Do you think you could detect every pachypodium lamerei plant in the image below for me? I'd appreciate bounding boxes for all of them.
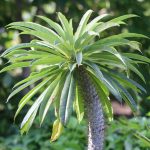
[1,10,149,150]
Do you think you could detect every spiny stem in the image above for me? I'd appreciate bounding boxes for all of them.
[78,66,105,150]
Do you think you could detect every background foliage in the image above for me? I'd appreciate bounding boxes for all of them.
[0,0,150,149]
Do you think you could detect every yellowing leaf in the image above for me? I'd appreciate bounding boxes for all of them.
[50,119,63,142]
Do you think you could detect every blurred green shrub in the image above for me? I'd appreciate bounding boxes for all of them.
[0,116,149,150]
[105,117,150,150]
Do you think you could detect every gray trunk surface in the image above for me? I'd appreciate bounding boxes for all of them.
[78,66,105,150]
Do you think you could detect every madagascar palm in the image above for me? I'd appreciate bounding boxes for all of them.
[1,10,149,150]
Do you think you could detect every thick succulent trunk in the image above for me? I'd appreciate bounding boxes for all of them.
[78,66,105,150]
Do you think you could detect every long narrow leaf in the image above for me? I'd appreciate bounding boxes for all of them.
[64,75,75,125]
[75,10,93,39]
[59,72,72,125]
[14,77,52,120]
[74,81,84,123]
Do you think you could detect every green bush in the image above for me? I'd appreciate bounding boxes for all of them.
[0,116,149,150]
[105,117,150,150]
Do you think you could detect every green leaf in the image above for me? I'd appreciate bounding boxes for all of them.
[86,67,109,96]
[50,119,63,142]
[31,56,64,66]
[125,60,145,82]
[7,22,61,44]
[109,32,149,39]
[84,38,130,53]
[8,68,58,102]
[19,32,70,57]
[63,75,75,125]
[109,14,138,23]
[57,12,74,45]
[59,72,72,125]
[21,106,38,134]
[128,41,141,51]
[85,62,122,102]
[134,133,150,147]
[93,47,126,66]
[69,63,76,72]
[1,43,52,57]
[31,40,61,53]
[0,62,30,73]
[86,13,109,31]
[85,53,126,70]
[123,53,150,63]
[75,30,99,50]
[74,81,84,123]
[95,22,120,33]
[4,49,28,58]
[7,25,31,32]
[105,75,137,112]
[14,77,52,120]
[7,74,50,102]
[109,71,146,93]
[75,10,93,39]
[20,78,59,128]
[53,71,67,118]
[9,52,49,62]
[13,67,56,88]
[86,32,146,53]
[40,76,60,125]
[95,37,129,47]
[37,15,65,39]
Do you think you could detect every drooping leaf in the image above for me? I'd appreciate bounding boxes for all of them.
[13,66,58,88]
[53,72,67,118]
[108,70,146,93]
[14,77,52,120]
[105,74,137,112]
[85,62,122,102]
[63,75,75,125]
[40,76,60,125]
[20,77,59,128]
[7,76,51,102]
[125,60,145,82]
[59,72,72,125]
[74,81,84,123]
[20,107,38,135]
[50,119,63,142]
